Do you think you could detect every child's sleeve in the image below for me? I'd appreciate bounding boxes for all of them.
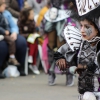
[97,41,100,67]
[54,43,69,61]
[54,43,78,67]
[4,17,9,31]
[0,27,6,35]
[17,19,29,38]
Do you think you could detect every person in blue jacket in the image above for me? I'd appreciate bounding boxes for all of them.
[0,0,27,78]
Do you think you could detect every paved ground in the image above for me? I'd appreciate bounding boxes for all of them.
[0,72,78,100]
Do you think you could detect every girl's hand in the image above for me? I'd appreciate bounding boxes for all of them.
[56,59,67,71]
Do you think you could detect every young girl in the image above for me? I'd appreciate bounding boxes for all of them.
[18,7,40,75]
[55,6,100,100]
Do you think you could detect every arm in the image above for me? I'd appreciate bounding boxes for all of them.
[0,15,9,35]
[18,26,29,38]
[54,43,68,61]
[3,10,19,40]
[17,19,29,38]
[97,41,100,67]
[0,27,6,35]
[3,10,19,34]
[6,0,20,18]
[54,43,69,70]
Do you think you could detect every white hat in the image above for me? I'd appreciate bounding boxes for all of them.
[83,92,96,100]
[44,7,71,22]
[63,25,82,51]
[75,0,100,16]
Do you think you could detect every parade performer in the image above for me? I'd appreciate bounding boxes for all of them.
[44,0,78,85]
[55,0,100,99]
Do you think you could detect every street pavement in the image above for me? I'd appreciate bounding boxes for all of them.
[0,72,78,100]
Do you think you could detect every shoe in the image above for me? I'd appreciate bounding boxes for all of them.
[0,74,6,79]
[20,71,26,76]
[28,56,33,63]
[48,73,56,86]
[66,74,75,86]
[8,58,20,66]
[29,65,40,75]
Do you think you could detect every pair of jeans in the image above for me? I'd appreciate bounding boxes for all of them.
[0,34,27,69]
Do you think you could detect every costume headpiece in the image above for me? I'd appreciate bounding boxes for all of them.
[76,0,100,16]
[44,0,77,22]
[75,0,100,31]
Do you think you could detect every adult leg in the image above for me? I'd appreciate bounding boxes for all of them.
[47,32,56,85]
[0,40,8,78]
[15,35,27,76]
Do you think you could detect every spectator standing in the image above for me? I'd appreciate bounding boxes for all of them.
[6,0,26,18]
[27,0,48,16]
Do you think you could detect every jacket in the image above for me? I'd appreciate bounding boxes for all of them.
[3,10,19,34]
[6,0,25,18]
[18,19,36,38]
[0,12,9,35]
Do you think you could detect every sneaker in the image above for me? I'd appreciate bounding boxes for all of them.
[8,58,20,66]
[66,74,75,86]
[28,56,33,63]
[48,73,56,86]
[29,65,40,75]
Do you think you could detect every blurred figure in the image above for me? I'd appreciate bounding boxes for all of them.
[27,0,48,16]
[0,0,27,78]
[0,0,20,66]
[18,7,40,75]
[44,0,78,86]
[6,0,26,18]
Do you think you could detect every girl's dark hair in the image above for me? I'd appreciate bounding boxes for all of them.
[20,7,33,23]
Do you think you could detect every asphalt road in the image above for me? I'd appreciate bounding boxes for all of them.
[0,73,78,100]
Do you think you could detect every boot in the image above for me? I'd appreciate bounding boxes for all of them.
[66,73,74,86]
[48,71,56,86]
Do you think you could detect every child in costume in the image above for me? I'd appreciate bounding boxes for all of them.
[18,7,40,75]
[55,0,100,99]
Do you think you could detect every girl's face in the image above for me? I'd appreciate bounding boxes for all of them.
[80,20,98,40]
[28,10,34,20]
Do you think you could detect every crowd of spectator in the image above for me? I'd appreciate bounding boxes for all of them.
[0,0,75,88]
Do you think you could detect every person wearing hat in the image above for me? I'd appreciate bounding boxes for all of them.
[43,0,78,86]
[56,0,100,99]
